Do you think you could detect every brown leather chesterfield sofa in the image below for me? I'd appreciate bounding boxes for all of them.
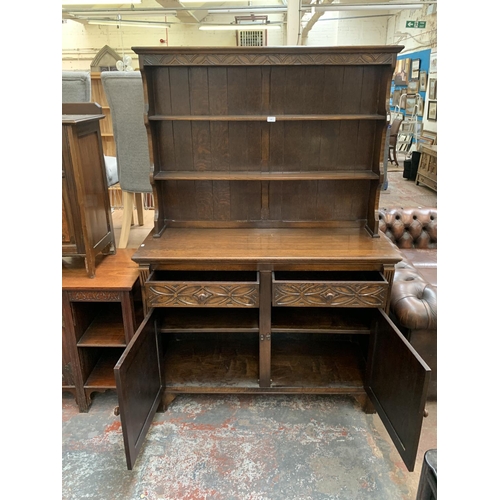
[378,207,437,400]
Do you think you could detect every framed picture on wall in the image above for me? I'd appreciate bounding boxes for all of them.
[428,78,437,99]
[417,97,425,117]
[421,129,437,144]
[411,59,420,79]
[392,89,402,107]
[429,51,437,74]
[427,101,437,121]
[419,71,427,91]
[407,80,419,94]
[394,58,411,85]
[406,96,417,114]
[415,121,423,137]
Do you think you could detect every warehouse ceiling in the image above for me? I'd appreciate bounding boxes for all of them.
[62,0,437,35]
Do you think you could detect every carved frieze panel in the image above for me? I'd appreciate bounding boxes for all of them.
[146,283,259,308]
[68,291,121,302]
[141,52,396,67]
[273,282,387,308]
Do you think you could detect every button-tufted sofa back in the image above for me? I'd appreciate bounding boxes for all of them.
[378,207,437,249]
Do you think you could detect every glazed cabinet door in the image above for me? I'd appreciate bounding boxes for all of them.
[115,309,162,470]
[365,309,431,472]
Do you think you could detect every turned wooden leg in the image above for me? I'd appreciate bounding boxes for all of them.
[119,191,134,249]
[135,193,144,226]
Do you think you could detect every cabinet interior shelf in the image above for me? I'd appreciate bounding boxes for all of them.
[156,308,372,335]
[154,170,380,181]
[149,114,387,122]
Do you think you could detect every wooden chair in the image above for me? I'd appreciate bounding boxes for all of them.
[101,71,153,248]
[388,117,403,166]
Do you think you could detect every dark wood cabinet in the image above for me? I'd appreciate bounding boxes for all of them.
[113,46,430,472]
[62,111,115,278]
[62,249,144,412]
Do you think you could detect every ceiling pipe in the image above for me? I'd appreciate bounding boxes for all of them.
[63,2,437,16]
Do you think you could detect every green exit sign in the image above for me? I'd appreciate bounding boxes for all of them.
[406,20,426,28]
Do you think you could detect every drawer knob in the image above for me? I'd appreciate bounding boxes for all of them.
[198,292,209,302]
[325,292,335,301]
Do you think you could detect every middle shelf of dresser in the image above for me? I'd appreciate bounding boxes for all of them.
[149,114,387,121]
[153,170,380,181]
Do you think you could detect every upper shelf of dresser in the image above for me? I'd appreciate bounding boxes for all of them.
[132,45,403,237]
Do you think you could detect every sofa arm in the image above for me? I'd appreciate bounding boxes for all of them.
[390,272,437,330]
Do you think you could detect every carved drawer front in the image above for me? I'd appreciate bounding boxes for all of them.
[272,271,388,308]
[145,271,259,308]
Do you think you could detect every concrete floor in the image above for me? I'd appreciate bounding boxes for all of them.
[62,391,436,500]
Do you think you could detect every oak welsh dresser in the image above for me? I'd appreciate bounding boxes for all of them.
[112,46,431,471]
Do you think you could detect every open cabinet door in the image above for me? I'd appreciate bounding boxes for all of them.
[115,309,162,470]
[365,309,431,472]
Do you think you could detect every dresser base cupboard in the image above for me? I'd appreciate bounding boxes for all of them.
[112,46,431,472]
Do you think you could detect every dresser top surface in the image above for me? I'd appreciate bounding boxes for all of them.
[132,228,401,268]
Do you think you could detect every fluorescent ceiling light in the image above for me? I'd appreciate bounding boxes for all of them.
[183,0,248,2]
[63,1,139,5]
[64,9,176,16]
[87,18,170,27]
[199,24,281,30]
[313,3,428,11]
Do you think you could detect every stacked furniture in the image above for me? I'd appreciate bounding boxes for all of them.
[111,46,431,472]
[62,104,116,278]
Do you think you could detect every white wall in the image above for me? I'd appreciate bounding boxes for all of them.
[303,11,388,46]
[62,6,437,69]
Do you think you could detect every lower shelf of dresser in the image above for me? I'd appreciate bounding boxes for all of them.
[161,332,367,393]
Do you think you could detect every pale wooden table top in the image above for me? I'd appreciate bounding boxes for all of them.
[62,249,140,291]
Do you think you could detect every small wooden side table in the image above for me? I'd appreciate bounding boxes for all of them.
[62,249,143,412]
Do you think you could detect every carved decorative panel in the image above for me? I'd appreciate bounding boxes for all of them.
[142,52,395,67]
[273,282,387,308]
[68,291,121,302]
[146,283,259,308]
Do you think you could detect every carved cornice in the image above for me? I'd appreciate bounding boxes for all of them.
[141,52,396,67]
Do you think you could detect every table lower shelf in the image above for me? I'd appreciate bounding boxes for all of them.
[84,349,122,390]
